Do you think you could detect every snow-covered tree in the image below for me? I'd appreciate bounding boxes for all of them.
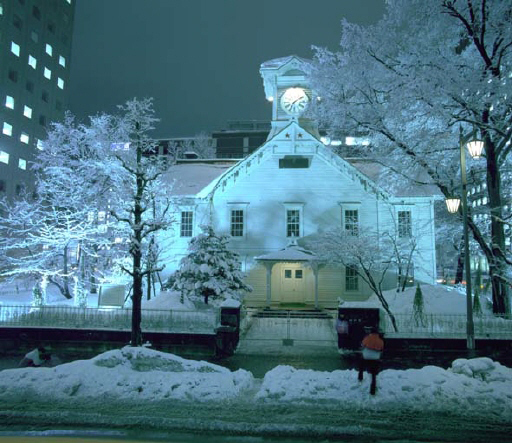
[173,225,252,305]
[311,0,512,314]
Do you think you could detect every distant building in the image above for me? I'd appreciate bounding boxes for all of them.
[213,121,270,159]
[0,0,75,200]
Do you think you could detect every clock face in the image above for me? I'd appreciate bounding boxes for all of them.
[280,87,310,115]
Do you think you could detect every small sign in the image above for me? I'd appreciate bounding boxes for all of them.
[98,284,125,308]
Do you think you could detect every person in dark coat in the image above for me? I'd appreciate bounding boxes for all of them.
[358,327,384,395]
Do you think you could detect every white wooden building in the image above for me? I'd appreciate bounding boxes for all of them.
[160,56,438,309]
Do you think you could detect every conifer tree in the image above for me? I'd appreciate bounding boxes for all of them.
[173,225,252,305]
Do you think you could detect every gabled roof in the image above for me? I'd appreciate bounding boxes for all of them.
[256,239,317,262]
[260,55,311,70]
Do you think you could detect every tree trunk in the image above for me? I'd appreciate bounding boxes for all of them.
[454,236,464,285]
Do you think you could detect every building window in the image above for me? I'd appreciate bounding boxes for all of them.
[279,155,310,168]
[398,210,412,238]
[20,132,29,144]
[23,105,32,118]
[0,180,5,193]
[30,31,38,42]
[2,122,12,136]
[11,41,20,57]
[15,184,25,196]
[345,265,359,291]
[45,43,53,56]
[230,209,244,237]
[47,22,55,34]
[180,211,193,237]
[32,6,41,20]
[28,55,37,69]
[286,209,300,237]
[18,158,27,170]
[39,115,46,127]
[344,209,359,236]
[13,14,22,29]
[26,81,34,92]
[56,101,62,111]
[36,139,44,150]
[5,96,14,109]
[0,151,9,164]
[44,67,52,79]
[42,91,49,102]
[57,78,64,89]
[59,55,66,67]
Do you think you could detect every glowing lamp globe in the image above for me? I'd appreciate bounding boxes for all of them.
[466,140,484,159]
[445,197,461,213]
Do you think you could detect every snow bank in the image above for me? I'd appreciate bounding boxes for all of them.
[341,284,491,315]
[0,347,253,403]
[141,290,195,310]
[256,358,512,419]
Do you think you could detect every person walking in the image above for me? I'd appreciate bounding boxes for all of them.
[358,326,384,395]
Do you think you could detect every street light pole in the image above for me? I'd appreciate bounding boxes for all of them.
[459,126,475,351]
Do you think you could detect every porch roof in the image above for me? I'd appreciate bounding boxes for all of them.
[255,240,317,262]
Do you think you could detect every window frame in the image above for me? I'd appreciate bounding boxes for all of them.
[180,210,193,238]
[228,202,249,239]
[397,209,413,238]
[345,265,359,292]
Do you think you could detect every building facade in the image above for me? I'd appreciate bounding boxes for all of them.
[0,0,75,200]
[160,56,438,308]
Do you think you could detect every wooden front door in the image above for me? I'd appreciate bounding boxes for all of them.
[280,264,305,303]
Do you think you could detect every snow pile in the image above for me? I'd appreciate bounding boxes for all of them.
[141,290,195,310]
[256,358,512,419]
[1,348,511,421]
[0,347,253,403]
[341,284,490,315]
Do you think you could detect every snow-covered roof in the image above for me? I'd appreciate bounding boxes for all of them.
[160,161,238,196]
[347,158,441,198]
[256,240,317,262]
[260,55,311,69]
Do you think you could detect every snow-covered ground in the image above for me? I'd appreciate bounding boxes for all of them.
[0,346,511,440]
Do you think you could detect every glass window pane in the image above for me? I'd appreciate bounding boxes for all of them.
[284,270,292,279]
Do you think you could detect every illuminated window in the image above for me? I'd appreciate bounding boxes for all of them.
[57,78,64,89]
[36,139,44,150]
[20,132,29,144]
[59,55,66,67]
[98,211,106,222]
[23,106,32,118]
[180,211,193,237]
[345,266,359,291]
[44,67,51,79]
[230,209,244,237]
[18,158,27,170]
[45,43,52,56]
[5,96,14,109]
[286,210,300,238]
[0,151,9,164]
[0,4,3,15]
[398,210,412,238]
[28,55,37,69]
[2,122,12,136]
[11,42,20,57]
[66,0,72,4]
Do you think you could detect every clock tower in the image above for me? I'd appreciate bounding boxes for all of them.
[260,55,319,139]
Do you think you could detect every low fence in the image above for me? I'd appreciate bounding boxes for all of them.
[382,313,512,339]
[0,305,219,334]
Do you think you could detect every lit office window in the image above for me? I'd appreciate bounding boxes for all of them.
[57,78,64,89]
[45,43,53,56]
[0,151,9,164]
[28,55,37,69]
[2,122,13,136]
[36,139,44,150]
[59,55,66,67]
[18,158,27,170]
[11,42,20,57]
[0,4,3,15]
[44,67,51,79]
[66,0,72,4]
[20,132,29,144]
[5,96,14,109]
[23,106,32,118]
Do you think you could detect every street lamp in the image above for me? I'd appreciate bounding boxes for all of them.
[445,126,484,351]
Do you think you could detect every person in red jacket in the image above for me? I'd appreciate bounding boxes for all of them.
[358,327,384,395]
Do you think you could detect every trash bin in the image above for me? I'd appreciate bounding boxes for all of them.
[337,307,380,350]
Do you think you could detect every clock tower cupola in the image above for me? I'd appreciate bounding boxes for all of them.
[260,55,319,139]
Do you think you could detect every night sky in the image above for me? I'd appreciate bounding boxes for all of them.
[69,0,385,138]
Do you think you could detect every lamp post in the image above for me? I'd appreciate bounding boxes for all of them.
[445,126,484,351]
